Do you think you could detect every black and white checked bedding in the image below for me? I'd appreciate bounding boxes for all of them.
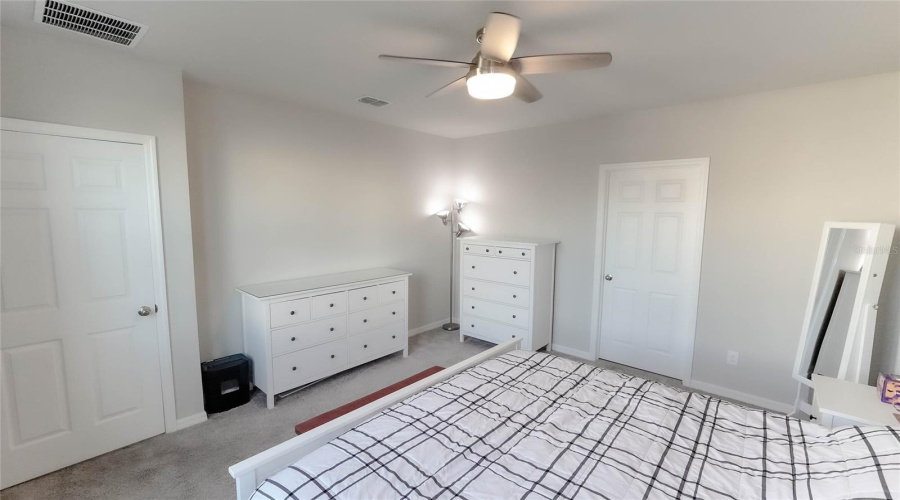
[253,350,900,499]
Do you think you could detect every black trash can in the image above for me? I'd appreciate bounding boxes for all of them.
[201,354,251,414]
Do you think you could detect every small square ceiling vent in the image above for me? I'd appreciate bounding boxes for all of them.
[34,0,148,48]
[357,96,390,108]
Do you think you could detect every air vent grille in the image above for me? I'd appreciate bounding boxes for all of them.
[34,0,147,47]
[357,96,390,108]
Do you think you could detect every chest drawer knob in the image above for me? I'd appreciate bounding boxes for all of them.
[512,334,516,338]
[513,294,517,298]
[392,311,396,315]
[471,305,475,309]
[512,315,517,319]
[330,327,334,332]
[521,252,525,256]
[292,366,297,371]
[471,266,475,269]
[392,290,396,295]
[471,287,475,290]
[471,324,474,328]
[466,246,470,250]
[498,250,503,254]
[363,296,368,301]
[392,335,396,339]
[485,249,489,252]
[330,303,334,307]
[291,336,296,341]
[363,319,368,323]
[364,344,368,348]
[513,271,518,275]
[331,354,335,359]
[290,311,296,316]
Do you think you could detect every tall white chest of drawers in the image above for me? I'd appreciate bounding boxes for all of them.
[239,268,411,408]
[459,237,558,351]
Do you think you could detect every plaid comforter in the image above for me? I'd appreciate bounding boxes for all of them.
[252,350,900,499]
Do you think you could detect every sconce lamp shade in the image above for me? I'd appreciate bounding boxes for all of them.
[454,199,469,212]
[434,210,451,225]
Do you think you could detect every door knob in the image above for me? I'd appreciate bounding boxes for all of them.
[138,306,153,317]
[604,274,613,281]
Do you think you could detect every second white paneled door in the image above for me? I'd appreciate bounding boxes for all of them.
[597,160,707,379]
[1,129,166,487]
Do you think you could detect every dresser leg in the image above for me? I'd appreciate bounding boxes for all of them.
[266,393,275,409]
[459,332,464,343]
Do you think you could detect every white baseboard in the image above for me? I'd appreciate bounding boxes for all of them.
[175,411,208,431]
[409,318,451,337]
[685,379,794,414]
[550,344,594,361]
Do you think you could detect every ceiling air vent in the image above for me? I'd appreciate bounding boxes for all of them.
[33,0,148,48]
[357,96,390,108]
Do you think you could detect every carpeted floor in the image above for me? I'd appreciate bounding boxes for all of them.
[0,328,723,500]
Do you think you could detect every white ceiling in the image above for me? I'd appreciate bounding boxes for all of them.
[3,1,898,138]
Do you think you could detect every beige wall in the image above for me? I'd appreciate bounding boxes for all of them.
[183,80,456,361]
[0,26,205,420]
[454,72,900,406]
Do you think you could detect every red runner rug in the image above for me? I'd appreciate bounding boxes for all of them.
[294,365,445,435]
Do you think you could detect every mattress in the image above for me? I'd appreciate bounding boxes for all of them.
[252,350,900,499]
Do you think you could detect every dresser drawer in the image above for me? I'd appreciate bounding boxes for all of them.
[270,298,311,328]
[463,296,529,329]
[463,278,530,308]
[378,281,406,303]
[461,315,527,344]
[271,316,346,356]
[347,301,406,335]
[462,243,492,255]
[348,286,377,311]
[349,322,405,363]
[501,247,532,260]
[273,338,348,393]
[311,291,347,319]
[462,254,531,287]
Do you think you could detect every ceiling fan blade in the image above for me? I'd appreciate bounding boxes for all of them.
[480,12,521,62]
[513,73,542,103]
[426,75,468,98]
[379,55,474,69]
[510,53,612,75]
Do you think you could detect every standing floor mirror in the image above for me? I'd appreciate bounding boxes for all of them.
[793,222,895,416]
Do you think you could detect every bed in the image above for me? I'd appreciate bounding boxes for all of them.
[230,340,900,500]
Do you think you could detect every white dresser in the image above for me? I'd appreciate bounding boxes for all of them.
[239,268,411,408]
[459,237,558,351]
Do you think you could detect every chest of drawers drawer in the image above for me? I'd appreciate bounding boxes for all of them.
[349,322,405,364]
[273,337,348,393]
[461,315,526,344]
[348,286,377,311]
[347,301,406,335]
[311,291,347,318]
[462,254,531,287]
[378,281,406,303]
[463,244,532,261]
[270,298,311,328]
[462,278,530,308]
[463,296,530,329]
[271,316,347,356]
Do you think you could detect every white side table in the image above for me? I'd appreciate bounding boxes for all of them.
[812,374,899,428]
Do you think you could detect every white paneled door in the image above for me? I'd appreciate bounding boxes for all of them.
[1,130,165,488]
[598,161,707,379]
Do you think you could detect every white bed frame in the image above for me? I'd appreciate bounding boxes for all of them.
[228,338,522,500]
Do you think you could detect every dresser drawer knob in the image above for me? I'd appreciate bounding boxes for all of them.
[471,266,475,269]
[392,335,396,339]
[485,249,489,252]
[498,250,503,254]
[364,344,368,348]
[471,324,474,328]
[466,246,470,250]
[513,295,517,298]
[330,327,334,332]
[521,252,525,256]
[512,315,516,319]
[363,296,368,301]
[471,287,475,291]
[291,336,296,341]
[290,311,295,315]
[392,311,396,315]
[471,306,475,309]
[363,319,368,323]
[292,366,297,371]
[331,354,335,359]
[513,271,518,275]
[330,303,334,307]
[512,334,516,338]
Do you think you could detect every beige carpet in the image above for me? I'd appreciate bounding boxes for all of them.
[0,329,710,500]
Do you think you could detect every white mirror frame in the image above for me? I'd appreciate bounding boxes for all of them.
[793,221,895,389]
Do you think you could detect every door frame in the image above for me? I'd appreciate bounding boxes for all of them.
[589,158,710,385]
[1,117,178,433]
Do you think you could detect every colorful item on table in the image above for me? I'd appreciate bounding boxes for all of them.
[876,372,900,404]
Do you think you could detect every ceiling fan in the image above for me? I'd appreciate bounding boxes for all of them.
[379,12,612,103]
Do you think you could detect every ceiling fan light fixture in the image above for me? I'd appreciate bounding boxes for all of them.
[466,70,516,100]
